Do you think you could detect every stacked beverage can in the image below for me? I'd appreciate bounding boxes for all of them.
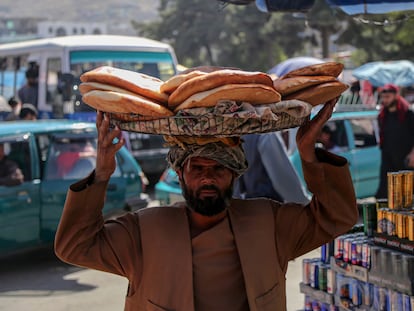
[318,264,328,292]
[377,208,387,233]
[327,267,336,294]
[401,170,413,208]
[362,202,377,236]
[396,212,408,239]
[408,213,414,241]
[303,258,313,285]
[386,209,397,236]
[388,172,403,209]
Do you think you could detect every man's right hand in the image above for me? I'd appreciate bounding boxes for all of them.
[94,111,124,183]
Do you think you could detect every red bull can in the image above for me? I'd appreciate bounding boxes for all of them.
[302,259,312,285]
[334,236,344,260]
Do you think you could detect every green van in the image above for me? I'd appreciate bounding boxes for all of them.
[0,120,148,257]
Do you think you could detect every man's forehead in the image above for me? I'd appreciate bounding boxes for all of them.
[185,157,221,166]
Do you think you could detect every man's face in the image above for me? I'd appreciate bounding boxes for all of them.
[380,92,397,108]
[178,157,234,216]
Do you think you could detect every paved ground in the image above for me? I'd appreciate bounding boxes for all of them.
[0,246,319,311]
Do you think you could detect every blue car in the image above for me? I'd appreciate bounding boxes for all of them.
[155,109,380,204]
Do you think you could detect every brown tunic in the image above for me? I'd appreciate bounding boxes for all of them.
[55,149,358,311]
[192,217,249,311]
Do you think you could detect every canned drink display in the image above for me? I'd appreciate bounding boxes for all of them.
[388,172,403,210]
[408,214,414,241]
[318,264,327,292]
[327,267,336,294]
[351,279,362,306]
[321,243,328,264]
[387,210,397,236]
[401,170,413,208]
[377,208,387,233]
[334,236,344,259]
[343,238,352,263]
[363,282,373,307]
[310,261,320,289]
[391,290,403,311]
[379,287,390,311]
[362,242,371,269]
[303,259,312,285]
[362,202,377,236]
[304,295,312,311]
[396,212,407,239]
[402,294,411,311]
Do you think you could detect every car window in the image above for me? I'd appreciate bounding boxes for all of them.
[350,118,378,148]
[1,139,32,182]
[45,137,97,180]
[316,120,349,153]
[128,133,166,151]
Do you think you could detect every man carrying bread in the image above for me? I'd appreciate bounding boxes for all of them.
[55,95,357,310]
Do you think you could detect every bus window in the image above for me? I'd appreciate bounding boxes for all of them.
[69,50,175,81]
[0,56,27,100]
[46,57,63,117]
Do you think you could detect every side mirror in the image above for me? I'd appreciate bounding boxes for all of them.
[58,73,75,101]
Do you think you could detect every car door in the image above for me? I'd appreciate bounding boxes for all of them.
[345,116,380,198]
[0,134,41,255]
[39,132,126,242]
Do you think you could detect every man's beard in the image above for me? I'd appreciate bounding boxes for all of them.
[182,183,233,217]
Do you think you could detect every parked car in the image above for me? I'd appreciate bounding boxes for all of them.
[0,120,149,257]
[125,132,169,185]
[155,108,380,203]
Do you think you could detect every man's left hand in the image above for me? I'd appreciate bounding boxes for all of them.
[296,98,337,163]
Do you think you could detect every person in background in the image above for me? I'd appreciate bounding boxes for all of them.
[5,97,22,121]
[234,132,309,204]
[19,103,38,120]
[18,64,39,108]
[376,83,414,199]
[0,143,24,186]
[316,125,342,153]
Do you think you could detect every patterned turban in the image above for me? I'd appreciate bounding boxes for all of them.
[166,138,248,177]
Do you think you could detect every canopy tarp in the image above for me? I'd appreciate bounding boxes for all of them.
[352,60,414,87]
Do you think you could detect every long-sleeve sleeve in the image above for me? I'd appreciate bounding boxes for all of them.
[258,133,310,204]
[54,173,143,284]
[273,148,358,269]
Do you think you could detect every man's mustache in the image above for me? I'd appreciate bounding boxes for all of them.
[196,184,221,196]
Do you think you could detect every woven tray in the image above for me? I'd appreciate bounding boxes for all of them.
[109,100,311,137]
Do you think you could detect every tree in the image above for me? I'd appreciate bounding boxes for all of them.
[336,13,414,63]
[133,0,308,71]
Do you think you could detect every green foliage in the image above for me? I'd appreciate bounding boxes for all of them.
[133,1,308,71]
[336,13,414,62]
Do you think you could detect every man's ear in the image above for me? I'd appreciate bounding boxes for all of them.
[176,169,183,184]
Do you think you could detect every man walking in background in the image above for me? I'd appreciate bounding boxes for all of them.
[376,83,414,198]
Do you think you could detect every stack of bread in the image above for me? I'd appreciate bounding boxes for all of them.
[161,68,281,112]
[79,66,174,120]
[79,62,348,135]
[272,62,348,106]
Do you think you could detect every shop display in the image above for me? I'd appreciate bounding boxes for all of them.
[299,170,414,311]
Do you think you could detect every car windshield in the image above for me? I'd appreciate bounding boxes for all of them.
[45,136,98,180]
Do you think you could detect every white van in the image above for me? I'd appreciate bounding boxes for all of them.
[0,34,178,120]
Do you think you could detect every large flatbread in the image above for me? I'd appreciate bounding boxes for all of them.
[80,66,168,103]
[168,69,274,108]
[273,75,337,96]
[282,62,344,79]
[79,82,137,96]
[160,71,207,94]
[285,81,348,106]
[82,90,174,117]
[174,84,281,112]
